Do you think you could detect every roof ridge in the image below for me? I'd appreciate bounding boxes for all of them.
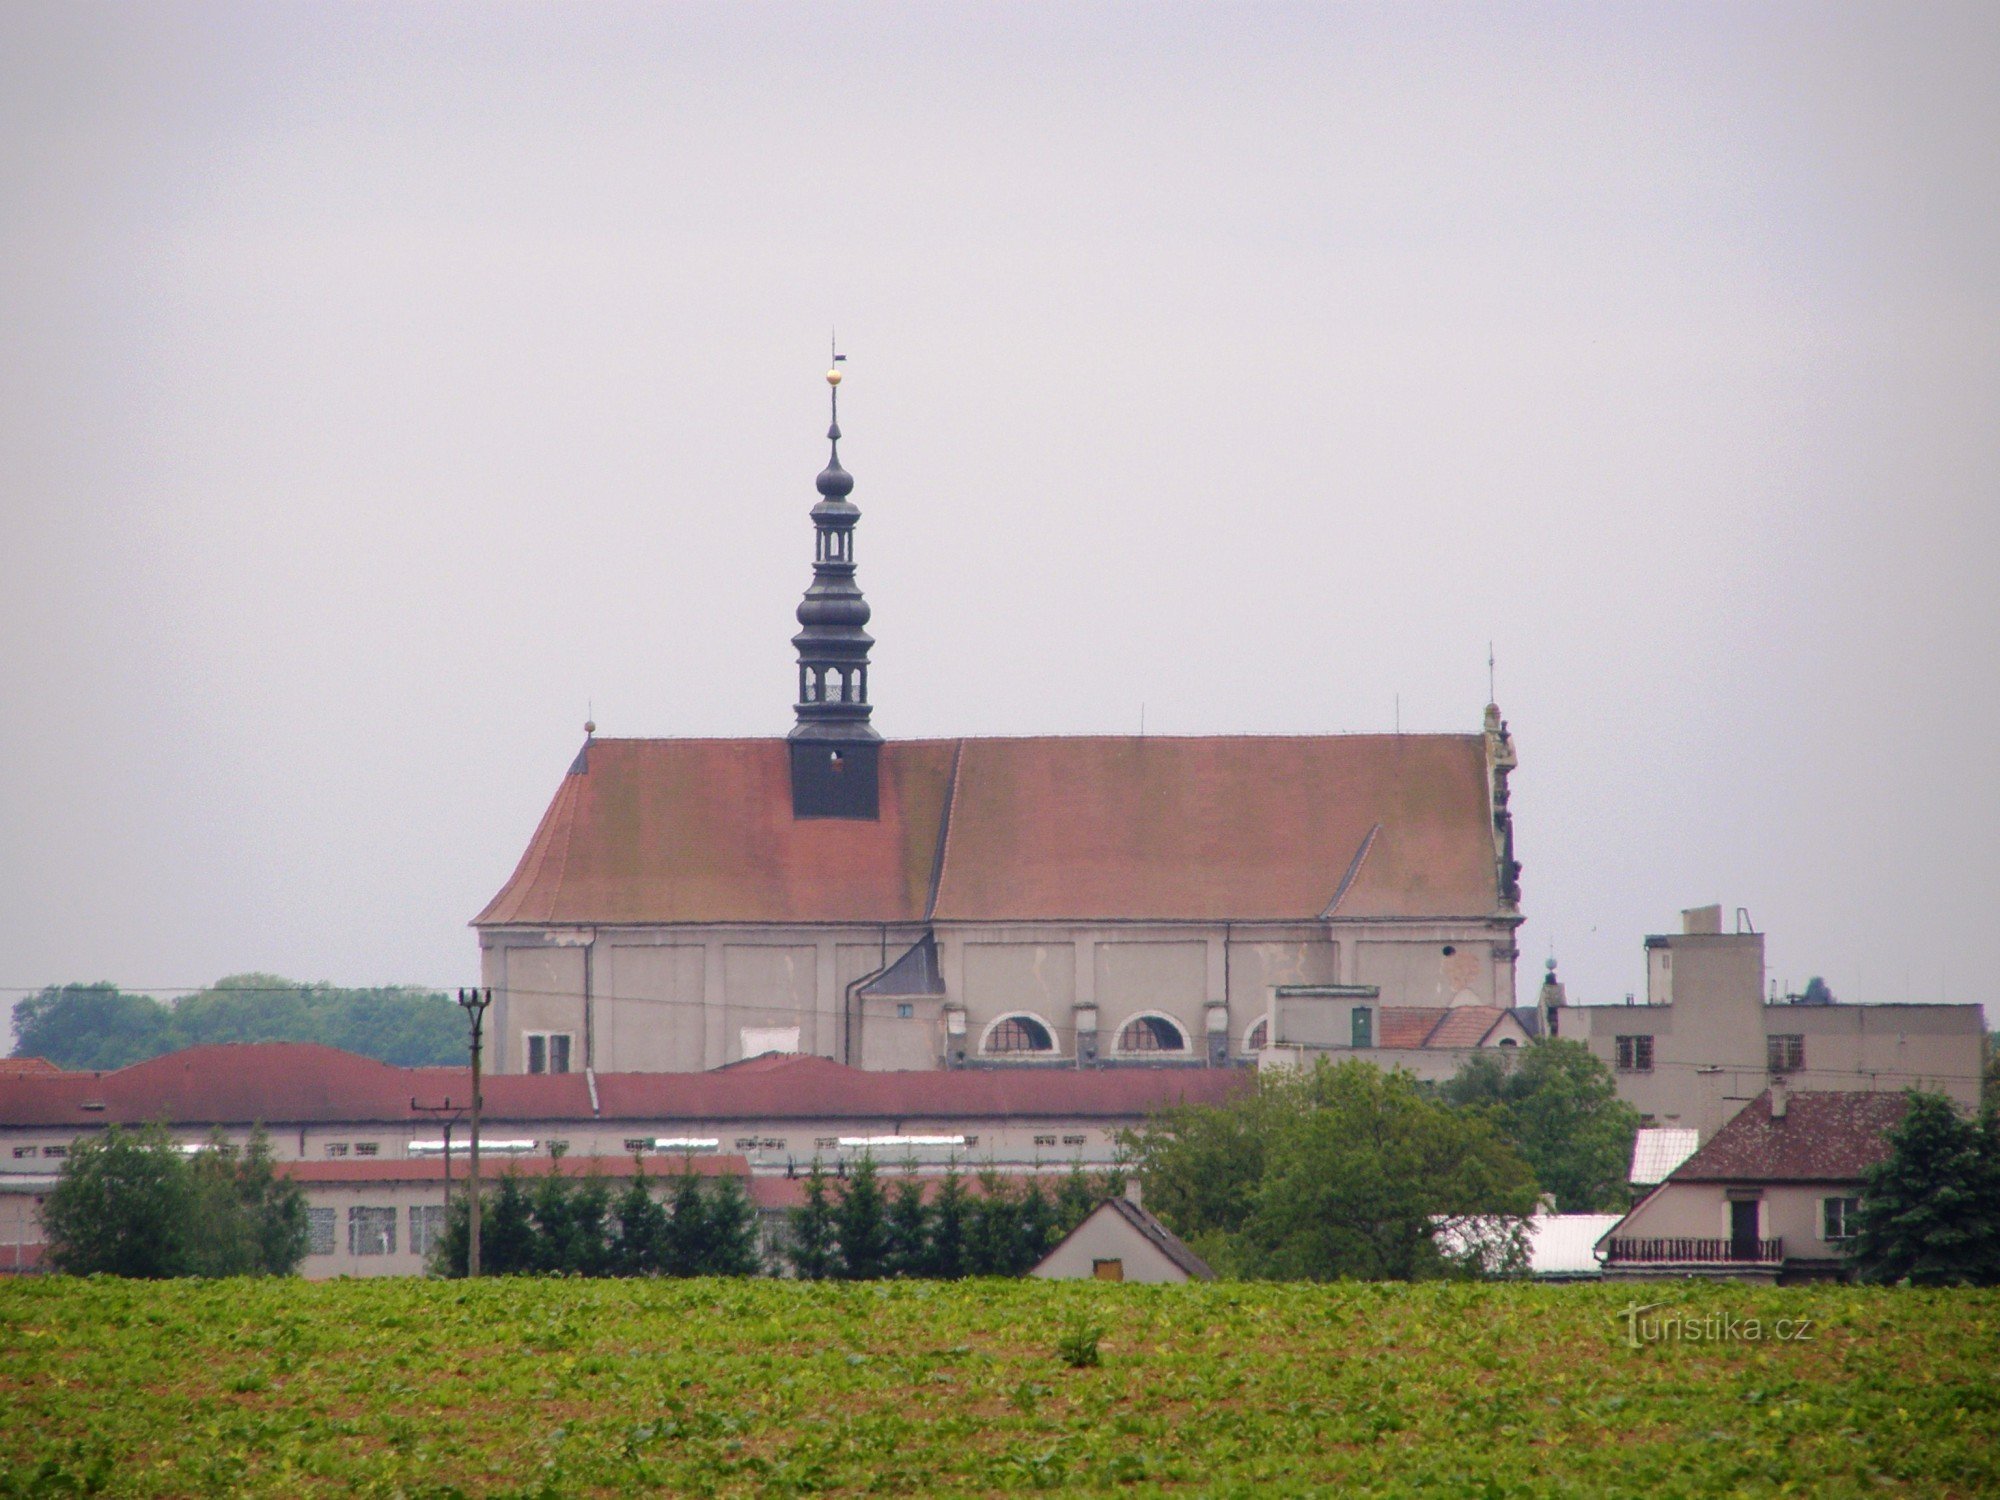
[924,740,963,922]
[1321,822,1382,919]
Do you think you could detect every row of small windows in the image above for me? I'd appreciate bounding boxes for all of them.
[799,666,867,705]
[982,1013,1195,1057]
[978,1013,1289,1058]
[307,1204,448,1258]
[1615,1033,1810,1075]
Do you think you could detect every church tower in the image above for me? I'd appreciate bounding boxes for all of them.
[788,355,881,818]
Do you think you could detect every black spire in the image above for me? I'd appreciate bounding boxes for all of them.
[788,350,881,819]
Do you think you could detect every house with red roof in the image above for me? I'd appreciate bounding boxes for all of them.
[1597,1087,1909,1283]
[474,371,1527,1077]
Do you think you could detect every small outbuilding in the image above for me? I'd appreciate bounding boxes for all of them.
[1030,1197,1215,1284]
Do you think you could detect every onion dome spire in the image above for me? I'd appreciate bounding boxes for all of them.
[787,342,881,819]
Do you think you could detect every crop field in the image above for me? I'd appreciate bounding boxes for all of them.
[2,1279,1996,1498]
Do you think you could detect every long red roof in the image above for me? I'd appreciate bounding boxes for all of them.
[0,1044,1249,1129]
[476,733,1500,927]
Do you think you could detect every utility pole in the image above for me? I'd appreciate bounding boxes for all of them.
[410,1096,464,1212]
[456,988,492,1277]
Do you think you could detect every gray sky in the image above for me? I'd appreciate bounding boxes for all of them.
[3,3,1996,1033]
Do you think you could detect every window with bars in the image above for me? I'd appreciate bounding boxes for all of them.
[984,1016,1055,1055]
[1615,1035,1655,1073]
[1117,1015,1188,1053]
[1768,1034,1805,1073]
[1034,1134,1057,1147]
[352,1142,379,1157]
[307,1208,336,1256]
[41,1145,68,1159]
[348,1206,397,1256]
[409,1204,447,1258]
[1063,1134,1087,1146]
[324,1143,349,1157]
[525,1032,574,1075]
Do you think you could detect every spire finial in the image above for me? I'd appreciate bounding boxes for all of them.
[1487,641,1496,706]
[826,333,845,437]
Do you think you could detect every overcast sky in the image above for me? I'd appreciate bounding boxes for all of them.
[3,3,1996,1036]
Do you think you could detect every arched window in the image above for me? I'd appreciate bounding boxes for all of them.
[982,1014,1056,1056]
[1244,1017,1270,1053]
[1497,1038,1518,1049]
[1115,1014,1189,1054]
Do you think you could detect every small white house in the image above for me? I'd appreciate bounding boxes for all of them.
[1030,1197,1215,1284]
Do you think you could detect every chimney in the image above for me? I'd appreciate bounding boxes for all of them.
[1769,1080,1788,1121]
[1681,904,1723,935]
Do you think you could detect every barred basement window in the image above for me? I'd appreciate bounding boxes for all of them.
[410,1204,447,1258]
[962,1135,979,1148]
[625,1139,652,1153]
[42,1145,67,1159]
[307,1208,336,1256]
[1034,1135,1057,1147]
[353,1142,379,1157]
[349,1206,397,1256]
[815,1136,840,1149]
[1063,1134,1087,1146]
[324,1143,349,1157]
[1768,1034,1805,1073]
[11,1146,32,1159]
[1614,1036,1654,1073]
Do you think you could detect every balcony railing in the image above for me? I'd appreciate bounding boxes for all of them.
[1606,1237,1784,1265]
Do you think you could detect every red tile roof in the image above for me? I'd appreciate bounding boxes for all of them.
[0,1044,1248,1129]
[1422,1006,1514,1048]
[1671,1091,1910,1184]
[474,738,957,926]
[0,1059,59,1077]
[476,733,1501,928]
[1376,1008,1449,1049]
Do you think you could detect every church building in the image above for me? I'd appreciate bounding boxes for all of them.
[475,366,1525,1074]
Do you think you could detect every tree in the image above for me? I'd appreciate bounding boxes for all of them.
[833,1154,891,1279]
[703,1175,764,1276]
[1126,1060,1539,1280]
[11,976,469,1070]
[480,1174,538,1275]
[1849,1092,2000,1287]
[41,1124,306,1278]
[613,1169,670,1275]
[1054,1162,1098,1236]
[884,1172,932,1278]
[786,1160,838,1280]
[42,1124,195,1277]
[1440,1040,1641,1212]
[12,985,173,1071]
[663,1165,714,1276]
[925,1166,970,1279]
[1015,1178,1058,1269]
[966,1170,1022,1276]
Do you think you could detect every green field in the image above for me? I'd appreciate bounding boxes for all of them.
[2,1279,1995,1497]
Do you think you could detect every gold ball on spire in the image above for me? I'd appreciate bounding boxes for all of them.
[826,368,842,386]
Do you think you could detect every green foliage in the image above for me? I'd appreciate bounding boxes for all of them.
[925,1165,970,1279]
[432,1162,757,1279]
[1440,1039,1643,1212]
[12,975,468,1070]
[1850,1091,2000,1287]
[1128,1059,1540,1280]
[4,1279,1995,1496]
[1054,1313,1103,1369]
[831,1155,890,1280]
[884,1172,931,1278]
[41,1124,306,1278]
[785,1160,838,1281]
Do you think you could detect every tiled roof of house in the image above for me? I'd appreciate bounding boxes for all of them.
[476,733,1501,927]
[0,1059,60,1077]
[0,1044,1249,1128]
[1669,1091,1909,1184]
[1372,1006,1515,1050]
[1422,1006,1515,1048]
